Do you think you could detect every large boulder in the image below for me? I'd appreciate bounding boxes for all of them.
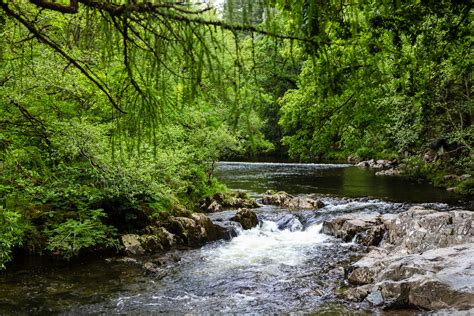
[230,208,259,230]
[261,191,325,210]
[384,207,473,254]
[162,212,237,247]
[322,212,393,246]
[121,227,177,255]
[327,207,474,310]
[344,244,474,310]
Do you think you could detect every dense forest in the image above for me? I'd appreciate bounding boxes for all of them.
[0,0,472,268]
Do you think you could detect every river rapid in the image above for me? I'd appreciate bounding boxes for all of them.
[0,162,470,314]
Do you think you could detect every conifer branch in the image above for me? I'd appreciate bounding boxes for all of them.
[0,2,126,114]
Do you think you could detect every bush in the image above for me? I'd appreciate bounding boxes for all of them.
[44,209,120,259]
[0,209,28,269]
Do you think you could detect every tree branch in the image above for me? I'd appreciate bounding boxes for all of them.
[0,2,126,114]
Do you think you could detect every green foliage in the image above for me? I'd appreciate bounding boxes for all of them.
[44,209,119,259]
[0,0,472,268]
[276,1,472,163]
[0,209,28,269]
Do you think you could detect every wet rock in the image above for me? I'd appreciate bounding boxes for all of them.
[366,290,384,306]
[190,212,232,242]
[322,212,387,246]
[261,191,325,210]
[121,234,145,255]
[212,221,242,239]
[121,227,177,255]
[150,252,181,266]
[109,257,139,264]
[276,214,303,232]
[224,196,259,209]
[142,262,168,279]
[230,208,259,230]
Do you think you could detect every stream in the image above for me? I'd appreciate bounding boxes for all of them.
[0,162,470,314]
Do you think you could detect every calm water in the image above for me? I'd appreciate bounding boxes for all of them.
[0,162,470,314]
[216,162,467,204]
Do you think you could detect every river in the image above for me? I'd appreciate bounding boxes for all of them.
[0,162,470,314]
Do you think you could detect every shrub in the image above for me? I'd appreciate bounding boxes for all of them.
[0,209,28,269]
[44,209,120,259]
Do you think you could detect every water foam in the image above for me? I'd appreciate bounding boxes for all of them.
[201,221,330,269]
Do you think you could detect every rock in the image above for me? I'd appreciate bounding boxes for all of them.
[212,221,242,239]
[347,266,375,285]
[230,208,259,230]
[444,174,460,181]
[113,257,139,264]
[208,201,223,213]
[375,168,401,176]
[160,212,237,247]
[164,216,207,247]
[276,214,303,232]
[142,262,168,279]
[224,197,259,209]
[384,207,474,254]
[190,212,230,242]
[261,192,324,210]
[200,199,223,213]
[366,290,384,306]
[347,155,361,164]
[356,159,399,171]
[150,252,181,266]
[322,212,386,246]
[121,234,145,255]
[343,285,370,301]
[201,192,259,211]
[329,207,474,311]
[359,245,474,310]
[347,155,360,164]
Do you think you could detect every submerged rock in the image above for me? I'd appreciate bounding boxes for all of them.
[326,207,474,310]
[261,191,325,210]
[230,208,259,230]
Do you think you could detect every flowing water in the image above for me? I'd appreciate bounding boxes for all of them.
[0,162,470,314]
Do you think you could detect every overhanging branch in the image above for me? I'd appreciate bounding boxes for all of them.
[1,2,126,114]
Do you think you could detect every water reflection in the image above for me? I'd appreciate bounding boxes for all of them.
[216,161,464,204]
